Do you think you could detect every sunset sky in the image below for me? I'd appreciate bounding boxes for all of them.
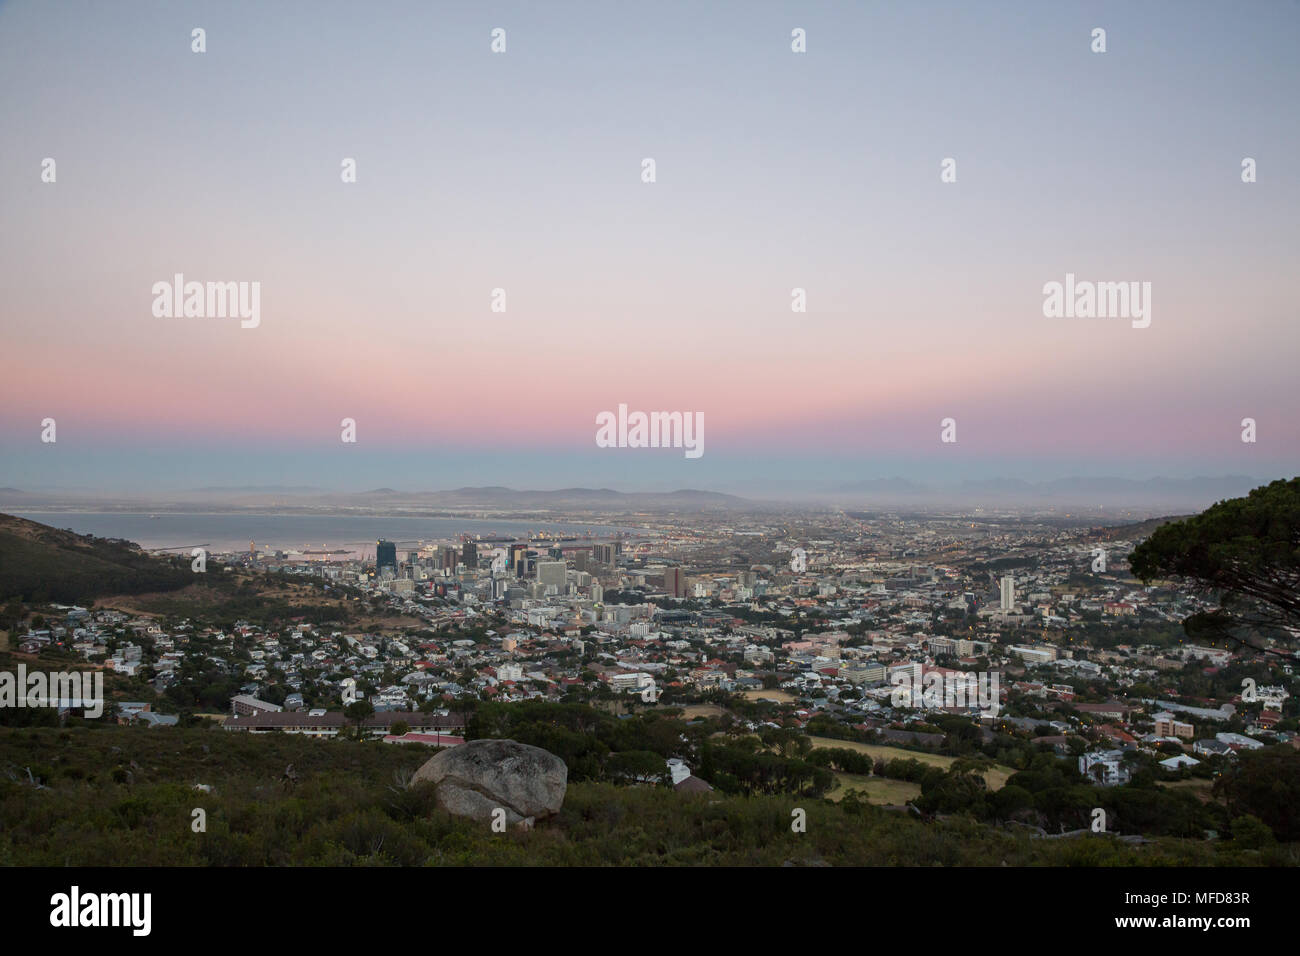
[2,0,1297,493]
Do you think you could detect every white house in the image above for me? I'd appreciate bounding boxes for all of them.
[1078,750,1131,786]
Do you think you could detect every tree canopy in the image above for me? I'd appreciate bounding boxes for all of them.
[1129,477,1300,656]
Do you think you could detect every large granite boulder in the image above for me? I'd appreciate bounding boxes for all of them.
[412,738,567,827]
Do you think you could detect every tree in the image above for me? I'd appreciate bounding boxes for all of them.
[1129,478,1300,658]
[1232,816,1274,853]
[344,699,374,739]
[1228,814,1275,850]
[0,598,23,631]
[1215,746,1300,842]
[606,750,669,785]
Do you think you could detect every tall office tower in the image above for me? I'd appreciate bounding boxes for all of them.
[595,544,613,565]
[537,560,567,589]
[574,551,590,572]
[1000,575,1015,612]
[376,540,397,572]
[407,551,420,568]
[462,540,478,568]
[664,567,685,598]
[591,581,604,603]
[441,546,458,570]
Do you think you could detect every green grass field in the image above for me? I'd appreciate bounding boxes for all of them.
[807,736,1016,790]
[827,772,922,805]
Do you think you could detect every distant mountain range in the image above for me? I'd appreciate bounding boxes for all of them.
[421,487,747,509]
[958,476,1260,499]
[316,486,754,512]
[195,485,325,494]
[822,475,1267,510]
[0,475,1279,515]
[0,485,754,515]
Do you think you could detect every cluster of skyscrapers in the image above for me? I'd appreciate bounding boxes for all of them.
[372,536,624,591]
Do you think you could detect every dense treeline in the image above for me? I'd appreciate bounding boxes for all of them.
[457,700,1300,839]
[698,738,834,797]
[853,747,1299,850]
[466,700,833,794]
[1216,747,1300,842]
[467,701,683,782]
[2,726,1292,866]
[799,736,1300,847]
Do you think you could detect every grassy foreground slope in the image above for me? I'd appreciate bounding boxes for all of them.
[1,727,1290,866]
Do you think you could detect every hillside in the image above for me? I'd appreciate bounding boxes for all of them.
[0,514,381,632]
[1093,514,1192,542]
[0,513,192,604]
[0,727,1288,866]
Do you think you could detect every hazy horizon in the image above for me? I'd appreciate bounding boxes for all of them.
[0,472,1282,517]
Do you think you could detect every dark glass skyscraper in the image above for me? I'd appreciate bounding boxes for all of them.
[376,539,397,572]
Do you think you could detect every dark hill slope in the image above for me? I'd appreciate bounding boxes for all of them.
[0,513,190,604]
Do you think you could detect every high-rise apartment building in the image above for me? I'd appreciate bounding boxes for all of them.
[664,567,686,598]
[537,560,567,589]
[1000,575,1015,612]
